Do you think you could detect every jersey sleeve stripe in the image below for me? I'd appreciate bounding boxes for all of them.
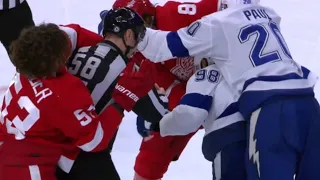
[167,31,190,57]
[78,121,104,152]
[243,72,304,92]
[179,93,212,112]
[57,155,75,173]
[28,165,41,180]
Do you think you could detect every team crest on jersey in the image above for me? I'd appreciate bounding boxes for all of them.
[170,57,195,81]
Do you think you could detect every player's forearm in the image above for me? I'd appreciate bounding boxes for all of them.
[138,28,176,62]
[60,24,103,50]
[77,104,124,152]
[139,24,212,62]
[91,104,124,152]
[159,105,206,137]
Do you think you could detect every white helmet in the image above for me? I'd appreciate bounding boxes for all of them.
[218,0,260,11]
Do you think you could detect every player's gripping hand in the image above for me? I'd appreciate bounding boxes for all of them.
[136,116,152,137]
[112,60,156,111]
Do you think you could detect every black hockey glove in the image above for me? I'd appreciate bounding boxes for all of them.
[150,122,160,132]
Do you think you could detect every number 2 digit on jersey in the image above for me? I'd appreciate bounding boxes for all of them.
[238,21,292,67]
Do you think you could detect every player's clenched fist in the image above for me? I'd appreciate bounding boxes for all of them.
[112,60,156,111]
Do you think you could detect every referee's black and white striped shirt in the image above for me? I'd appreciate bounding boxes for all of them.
[0,0,25,10]
[67,40,168,123]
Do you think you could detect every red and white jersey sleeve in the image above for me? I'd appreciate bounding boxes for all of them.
[49,71,123,153]
[59,24,103,51]
[155,0,219,31]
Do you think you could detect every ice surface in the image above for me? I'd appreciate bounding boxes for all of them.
[0,0,319,179]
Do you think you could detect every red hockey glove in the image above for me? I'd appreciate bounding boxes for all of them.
[112,60,156,111]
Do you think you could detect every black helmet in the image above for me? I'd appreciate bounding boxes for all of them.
[102,7,146,44]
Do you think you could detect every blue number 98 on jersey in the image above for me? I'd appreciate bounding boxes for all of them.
[195,69,220,83]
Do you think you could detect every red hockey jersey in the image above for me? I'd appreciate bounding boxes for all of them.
[147,0,220,89]
[0,69,123,179]
[155,0,219,31]
[132,0,220,101]
[0,25,123,177]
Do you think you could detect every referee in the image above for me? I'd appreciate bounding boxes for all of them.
[0,0,34,54]
[56,8,168,180]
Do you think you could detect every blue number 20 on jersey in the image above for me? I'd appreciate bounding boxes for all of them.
[238,21,292,67]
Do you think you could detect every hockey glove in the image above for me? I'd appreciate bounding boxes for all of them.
[112,60,156,112]
[136,116,152,137]
[150,122,160,132]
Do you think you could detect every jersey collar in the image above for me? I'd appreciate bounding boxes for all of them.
[99,40,130,64]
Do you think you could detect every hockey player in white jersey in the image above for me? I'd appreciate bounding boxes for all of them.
[138,0,320,179]
[151,63,246,180]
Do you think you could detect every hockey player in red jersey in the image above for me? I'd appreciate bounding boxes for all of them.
[0,23,105,176]
[0,22,153,180]
[56,8,169,180]
[112,0,220,179]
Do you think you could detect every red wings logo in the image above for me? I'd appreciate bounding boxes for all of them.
[170,57,195,81]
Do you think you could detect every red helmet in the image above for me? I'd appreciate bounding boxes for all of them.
[112,0,156,17]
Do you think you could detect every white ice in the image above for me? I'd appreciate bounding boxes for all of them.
[0,0,319,179]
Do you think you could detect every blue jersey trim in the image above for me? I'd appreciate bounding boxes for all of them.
[179,93,212,112]
[167,31,190,57]
[301,66,310,78]
[239,87,314,118]
[217,102,239,119]
[202,121,246,162]
[242,72,304,92]
[239,67,315,118]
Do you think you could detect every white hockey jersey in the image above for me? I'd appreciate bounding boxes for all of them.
[160,65,243,137]
[138,4,318,117]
